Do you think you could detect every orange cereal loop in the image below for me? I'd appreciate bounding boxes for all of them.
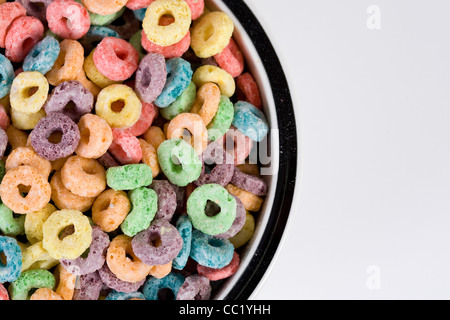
[236,161,260,177]
[54,264,76,300]
[60,155,106,198]
[46,39,84,86]
[138,138,160,178]
[51,171,96,212]
[190,83,221,126]
[0,165,51,214]
[82,0,127,16]
[166,113,208,155]
[92,189,131,232]
[30,288,63,300]
[225,184,264,212]
[148,261,172,279]
[75,68,101,98]
[5,147,52,179]
[106,234,152,283]
[5,125,28,149]
[76,114,113,159]
[50,156,69,172]
[143,126,166,150]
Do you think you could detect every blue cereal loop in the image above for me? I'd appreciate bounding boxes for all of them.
[0,236,22,283]
[189,229,234,269]
[142,272,185,300]
[0,54,15,99]
[133,8,147,21]
[105,290,146,300]
[155,58,193,108]
[232,101,269,142]
[23,36,60,76]
[173,215,192,270]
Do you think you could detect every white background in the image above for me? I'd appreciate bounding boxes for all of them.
[245,0,450,299]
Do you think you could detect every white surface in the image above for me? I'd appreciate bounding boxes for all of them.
[246,0,450,300]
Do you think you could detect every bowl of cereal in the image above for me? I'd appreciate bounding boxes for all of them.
[0,0,297,300]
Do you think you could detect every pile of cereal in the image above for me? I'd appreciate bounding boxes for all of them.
[0,0,269,300]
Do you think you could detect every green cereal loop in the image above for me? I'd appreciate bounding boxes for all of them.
[9,269,56,300]
[187,184,237,235]
[121,187,158,237]
[0,203,25,236]
[207,95,234,141]
[160,81,197,120]
[106,164,153,191]
[44,29,61,41]
[75,0,125,26]
[129,31,146,60]
[157,138,202,187]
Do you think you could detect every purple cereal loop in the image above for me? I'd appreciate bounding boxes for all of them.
[176,275,211,300]
[98,263,145,293]
[230,167,268,196]
[131,219,183,266]
[150,180,177,221]
[135,53,167,104]
[18,0,53,22]
[97,151,119,168]
[60,226,110,276]
[214,195,246,239]
[194,142,234,187]
[30,113,80,161]
[44,81,94,122]
[0,127,7,158]
[72,271,103,300]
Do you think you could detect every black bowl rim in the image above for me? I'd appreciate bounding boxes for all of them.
[220,0,298,300]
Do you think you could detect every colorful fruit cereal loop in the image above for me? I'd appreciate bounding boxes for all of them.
[121,187,158,237]
[0,104,9,129]
[46,39,84,86]
[93,37,139,81]
[24,203,56,244]
[214,195,246,239]
[229,211,254,249]
[5,16,44,62]
[10,71,49,114]
[142,272,185,300]
[0,165,51,213]
[177,275,211,300]
[50,170,96,212]
[106,234,152,283]
[187,183,237,235]
[157,138,202,187]
[84,49,122,89]
[149,260,172,279]
[194,142,234,187]
[236,72,262,109]
[42,209,92,259]
[189,229,234,269]
[10,107,46,130]
[231,166,268,196]
[76,113,113,159]
[60,225,110,275]
[95,84,142,129]
[225,183,263,212]
[129,30,146,59]
[87,4,125,26]
[138,138,159,177]
[46,0,90,40]
[206,95,234,142]
[134,52,167,103]
[232,101,269,142]
[0,2,26,48]
[124,102,159,137]
[91,189,130,232]
[141,29,190,59]
[23,36,60,75]
[150,180,177,221]
[190,11,234,58]
[30,288,63,300]
[142,0,191,47]
[109,128,143,164]
[16,0,52,22]
[0,283,8,300]
[190,82,221,126]
[5,125,27,150]
[20,241,58,271]
[126,0,154,10]
[72,270,103,300]
[236,160,260,177]
[173,214,192,270]
[75,67,101,98]
[99,263,145,293]
[79,26,120,54]
[106,290,146,300]
[54,264,76,300]
[0,236,22,283]
[82,0,127,16]
[185,0,204,20]
[0,203,25,236]
[166,113,208,155]
[155,57,193,108]
[160,81,196,120]
[193,65,235,98]
[214,38,244,78]
[106,163,153,191]
[61,155,106,197]
[0,54,14,99]
[9,269,55,300]
[144,126,166,150]
[197,251,240,281]
[5,146,52,179]
[218,126,253,165]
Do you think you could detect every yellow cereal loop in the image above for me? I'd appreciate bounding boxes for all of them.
[192,65,235,97]
[10,108,46,130]
[21,241,59,272]
[9,71,49,114]
[143,0,191,46]
[42,209,93,260]
[24,204,57,244]
[225,184,263,212]
[229,211,255,249]
[190,11,234,58]
[95,84,142,129]
[84,50,122,89]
